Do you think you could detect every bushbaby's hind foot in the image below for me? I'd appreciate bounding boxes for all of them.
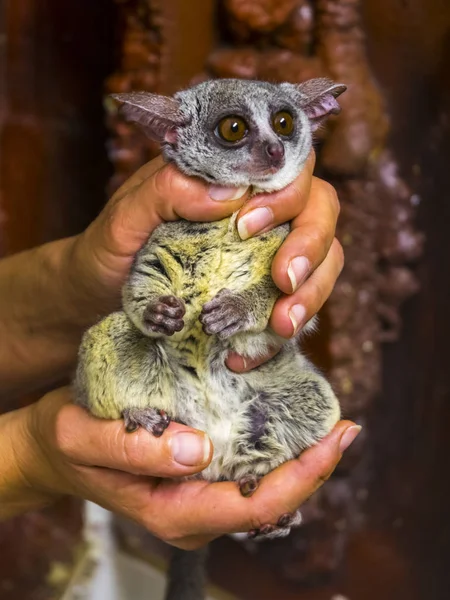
[248,510,302,541]
[123,407,171,437]
[239,475,259,497]
[144,295,185,336]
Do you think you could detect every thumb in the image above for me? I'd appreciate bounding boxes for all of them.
[54,402,213,478]
[91,159,249,262]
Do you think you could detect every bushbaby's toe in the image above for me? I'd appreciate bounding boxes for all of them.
[277,510,302,529]
[247,510,302,541]
[239,475,259,498]
[200,289,250,337]
[123,407,171,437]
[144,296,185,335]
[247,525,291,541]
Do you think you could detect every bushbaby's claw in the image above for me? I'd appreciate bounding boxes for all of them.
[144,295,185,335]
[277,513,292,528]
[125,422,139,434]
[277,510,302,529]
[123,407,171,437]
[247,510,302,541]
[259,524,276,536]
[239,475,259,497]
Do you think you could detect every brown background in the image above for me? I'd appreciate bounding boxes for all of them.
[1,1,449,599]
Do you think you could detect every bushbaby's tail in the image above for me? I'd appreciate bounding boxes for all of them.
[164,546,208,600]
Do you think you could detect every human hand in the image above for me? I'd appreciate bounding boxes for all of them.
[65,152,342,349]
[4,387,359,550]
[224,151,344,372]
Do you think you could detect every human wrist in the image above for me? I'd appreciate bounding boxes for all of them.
[40,235,104,333]
[0,406,59,519]
[3,237,92,340]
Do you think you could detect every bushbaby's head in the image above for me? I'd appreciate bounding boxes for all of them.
[112,78,346,192]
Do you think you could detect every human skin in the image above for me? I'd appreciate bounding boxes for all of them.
[1,387,360,548]
[0,151,353,545]
[0,150,343,397]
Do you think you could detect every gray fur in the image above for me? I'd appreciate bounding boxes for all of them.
[165,548,208,600]
[114,78,346,192]
[75,78,346,600]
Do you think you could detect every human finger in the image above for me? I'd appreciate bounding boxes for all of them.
[271,176,340,295]
[88,161,250,263]
[225,346,281,373]
[139,420,359,542]
[235,150,315,240]
[270,237,344,338]
[54,402,213,478]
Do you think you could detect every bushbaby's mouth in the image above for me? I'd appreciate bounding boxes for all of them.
[241,161,284,180]
[249,166,284,183]
[258,166,281,176]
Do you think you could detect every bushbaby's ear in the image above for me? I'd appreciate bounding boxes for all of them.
[111,92,187,143]
[296,78,347,131]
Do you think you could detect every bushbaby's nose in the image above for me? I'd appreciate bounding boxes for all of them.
[265,142,285,166]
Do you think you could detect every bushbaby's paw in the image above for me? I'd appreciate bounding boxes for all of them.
[200,289,253,339]
[123,407,171,437]
[144,295,185,336]
[248,510,302,541]
[238,475,259,498]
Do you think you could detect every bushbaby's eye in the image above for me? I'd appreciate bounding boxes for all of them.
[216,116,248,142]
[272,111,294,137]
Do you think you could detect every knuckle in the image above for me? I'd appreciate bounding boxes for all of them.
[308,278,326,307]
[158,529,177,544]
[316,465,335,487]
[158,525,193,547]
[301,228,329,258]
[141,511,178,542]
[250,502,281,530]
[54,406,78,457]
[106,200,133,243]
[332,238,345,272]
[121,429,151,472]
[154,163,191,205]
[307,148,317,168]
[153,163,177,199]
[319,180,340,216]
[141,516,164,540]
[171,539,209,551]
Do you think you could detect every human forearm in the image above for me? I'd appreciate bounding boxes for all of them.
[0,407,57,519]
[0,238,91,399]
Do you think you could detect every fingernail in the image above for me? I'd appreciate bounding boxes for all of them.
[171,432,211,466]
[237,207,273,240]
[209,185,248,201]
[288,304,306,335]
[287,257,310,292]
[339,425,362,453]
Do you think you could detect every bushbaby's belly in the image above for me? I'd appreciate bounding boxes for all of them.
[172,365,246,481]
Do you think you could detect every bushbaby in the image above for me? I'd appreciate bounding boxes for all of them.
[74,77,346,598]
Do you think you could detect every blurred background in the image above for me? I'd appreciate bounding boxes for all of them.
[1,0,450,598]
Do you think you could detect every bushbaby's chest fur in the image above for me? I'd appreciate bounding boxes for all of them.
[141,215,288,352]
[76,208,339,484]
[128,215,290,478]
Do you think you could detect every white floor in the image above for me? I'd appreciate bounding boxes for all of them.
[61,502,231,600]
